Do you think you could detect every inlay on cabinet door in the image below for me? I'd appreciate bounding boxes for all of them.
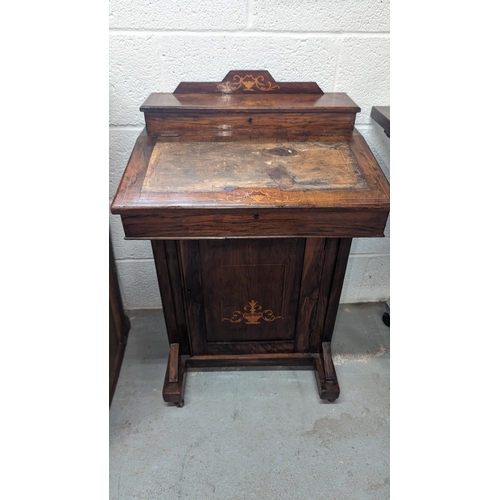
[184,238,304,351]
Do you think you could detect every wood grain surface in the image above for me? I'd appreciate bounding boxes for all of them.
[141,93,359,111]
[172,70,324,94]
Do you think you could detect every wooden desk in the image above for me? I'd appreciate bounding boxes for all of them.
[370,106,390,138]
[111,71,390,406]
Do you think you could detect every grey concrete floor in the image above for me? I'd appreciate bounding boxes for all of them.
[110,303,390,500]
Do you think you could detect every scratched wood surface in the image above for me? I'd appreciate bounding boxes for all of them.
[142,141,368,195]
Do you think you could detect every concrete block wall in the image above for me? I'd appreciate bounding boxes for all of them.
[109,0,390,310]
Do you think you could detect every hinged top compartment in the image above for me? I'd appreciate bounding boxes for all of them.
[140,71,360,142]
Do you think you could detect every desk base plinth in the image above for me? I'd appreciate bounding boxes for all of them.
[162,342,340,407]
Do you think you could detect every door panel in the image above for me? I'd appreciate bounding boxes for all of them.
[180,238,305,354]
[199,239,305,345]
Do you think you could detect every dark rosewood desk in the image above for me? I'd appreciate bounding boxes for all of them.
[111,71,390,407]
[371,105,390,326]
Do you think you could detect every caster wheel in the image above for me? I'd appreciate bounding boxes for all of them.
[328,399,335,403]
[174,401,184,408]
[382,312,390,327]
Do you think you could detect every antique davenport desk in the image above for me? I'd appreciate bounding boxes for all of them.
[111,71,390,407]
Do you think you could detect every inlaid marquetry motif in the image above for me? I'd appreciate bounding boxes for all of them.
[224,189,290,204]
[217,74,281,92]
[222,300,283,325]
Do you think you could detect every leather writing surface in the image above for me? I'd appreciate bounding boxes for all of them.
[143,141,368,195]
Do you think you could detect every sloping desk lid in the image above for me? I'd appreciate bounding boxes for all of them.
[112,129,389,210]
[111,72,389,238]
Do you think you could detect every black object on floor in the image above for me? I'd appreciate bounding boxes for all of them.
[382,312,390,327]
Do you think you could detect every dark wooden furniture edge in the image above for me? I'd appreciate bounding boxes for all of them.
[109,237,131,406]
[370,105,390,327]
[111,128,154,212]
[118,210,387,239]
[370,106,390,138]
[110,343,127,406]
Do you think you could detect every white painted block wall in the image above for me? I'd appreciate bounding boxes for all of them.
[109,0,390,310]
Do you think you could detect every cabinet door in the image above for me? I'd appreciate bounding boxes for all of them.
[179,238,305,355]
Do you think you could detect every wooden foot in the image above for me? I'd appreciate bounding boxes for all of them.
[162,347,340,405]
[313,342,340,402]
[162,344,186,406]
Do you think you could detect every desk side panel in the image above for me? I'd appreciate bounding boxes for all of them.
[151,241,191,355]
